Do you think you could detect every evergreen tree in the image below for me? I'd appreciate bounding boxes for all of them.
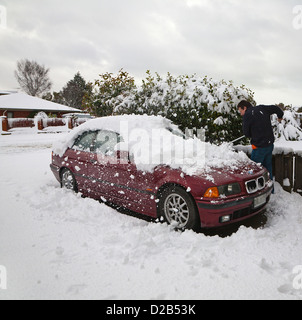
[59,72,90,109]
[42,73,91,110]
[46,72,91,109]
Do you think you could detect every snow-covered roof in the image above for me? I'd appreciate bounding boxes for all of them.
[0,90,18,95]
[0,93,81,113]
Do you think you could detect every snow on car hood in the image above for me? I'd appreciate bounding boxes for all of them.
[52,115,252,176]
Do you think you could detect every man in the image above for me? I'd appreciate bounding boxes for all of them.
[238,100,284,191]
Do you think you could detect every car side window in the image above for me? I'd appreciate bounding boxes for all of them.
[94,130,123,156]
[72,131,96,152]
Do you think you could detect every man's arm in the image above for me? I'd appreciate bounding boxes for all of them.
[263,105,284,120]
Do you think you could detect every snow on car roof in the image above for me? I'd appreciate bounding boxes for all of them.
[72,114,177,133]
[53,115,251,176]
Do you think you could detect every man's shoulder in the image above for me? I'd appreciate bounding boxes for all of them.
[245,106,256,116]
[257,104,280,111]
[244,105,268,121]
[256,104,284,117]
[256,104,270,111]
[243,108,254,122]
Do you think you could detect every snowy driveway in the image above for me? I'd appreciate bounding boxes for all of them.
[0,134,302,300]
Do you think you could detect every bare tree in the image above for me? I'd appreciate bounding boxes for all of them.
[15,59,52,97]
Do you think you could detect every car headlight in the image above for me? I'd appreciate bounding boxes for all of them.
[204,183,241,198]
[263,171,271,183]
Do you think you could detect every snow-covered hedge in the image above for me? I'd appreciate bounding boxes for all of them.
[84,70,302,143]
[272,109,302,141]
[117,72,257,143]
[85,71,255,143]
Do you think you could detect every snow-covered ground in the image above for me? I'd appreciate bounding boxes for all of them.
[0,132,302,300]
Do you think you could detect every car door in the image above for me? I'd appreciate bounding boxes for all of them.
[87,130,123,199]
[115,162,157,217]
[65,131,97,196]
[90,130,156,215]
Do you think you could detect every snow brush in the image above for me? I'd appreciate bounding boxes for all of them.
[230,135,246,145]
[218,135,245,146]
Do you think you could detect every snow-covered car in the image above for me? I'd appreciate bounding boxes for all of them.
[50,115,273,231]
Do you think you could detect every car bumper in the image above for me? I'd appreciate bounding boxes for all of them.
[50,164,61,183]
[196,187,273,228]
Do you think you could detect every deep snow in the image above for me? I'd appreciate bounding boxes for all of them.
[0,132,302,300]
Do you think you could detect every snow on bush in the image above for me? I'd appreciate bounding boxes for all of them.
[272,109,302,141]
[84,70,302,143]
[85,70,255,143]
[116,72,257,144]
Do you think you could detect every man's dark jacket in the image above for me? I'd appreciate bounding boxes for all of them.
[243,105,284,148]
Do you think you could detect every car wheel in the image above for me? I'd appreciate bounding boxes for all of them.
[61,168,77,192]
[158,185,200,231]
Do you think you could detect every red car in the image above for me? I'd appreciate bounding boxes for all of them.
[50,115,273,231]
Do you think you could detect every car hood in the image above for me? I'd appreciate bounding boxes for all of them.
[191,161,266,186]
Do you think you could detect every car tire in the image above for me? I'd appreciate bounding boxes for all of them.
[158,185,200,231]
[61,168,78,192]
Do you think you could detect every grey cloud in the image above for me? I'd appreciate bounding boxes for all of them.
[0,0,301,105]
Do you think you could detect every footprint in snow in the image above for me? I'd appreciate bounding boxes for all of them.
[259,258,276,275]
[56,247,64,256]
[66,284,88,295]
[277,283,302,298]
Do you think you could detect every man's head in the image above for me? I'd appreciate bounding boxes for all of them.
[238,100,253,116]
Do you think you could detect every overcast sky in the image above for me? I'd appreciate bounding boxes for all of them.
[0,0,301,106]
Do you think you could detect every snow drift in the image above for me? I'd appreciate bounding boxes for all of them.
[1,132,302,300]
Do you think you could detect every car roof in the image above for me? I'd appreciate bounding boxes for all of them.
[74,114,176,134]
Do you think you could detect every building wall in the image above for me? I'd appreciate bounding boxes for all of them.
[0,110,31,118]
[0,110,65,118]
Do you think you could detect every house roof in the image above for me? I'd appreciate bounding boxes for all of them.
[0,90,18,95]
[0,93,82,113]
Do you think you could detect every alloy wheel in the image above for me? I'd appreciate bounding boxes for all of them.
[164,193,190,228]
[61,169,75,191]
